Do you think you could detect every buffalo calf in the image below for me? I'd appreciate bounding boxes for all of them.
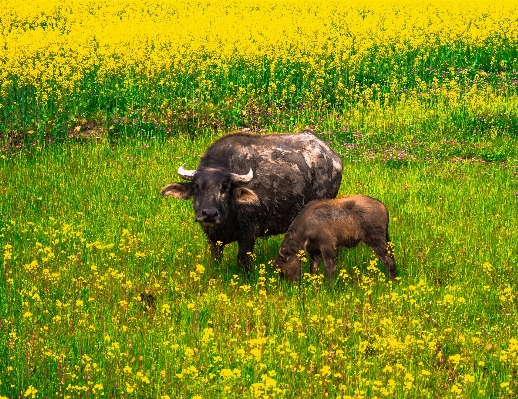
[274,195,397,282]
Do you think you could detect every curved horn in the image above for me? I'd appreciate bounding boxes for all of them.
[230,168,253,184]
[177,163,196,181]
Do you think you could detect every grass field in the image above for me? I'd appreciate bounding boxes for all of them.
[1,0,518,398]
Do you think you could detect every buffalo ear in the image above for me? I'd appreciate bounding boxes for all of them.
[161,183,192,199]
[278,246,288,261]
[233,187,260,206]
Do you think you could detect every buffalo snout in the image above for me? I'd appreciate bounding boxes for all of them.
[197,208,220,224]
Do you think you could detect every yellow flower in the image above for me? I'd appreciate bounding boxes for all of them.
[220,368,234,379]
[137,371,150,383]
[219,293,229,302]
[383,365,393,373]
[451,384,462,394]
[24,386,38,399]
[482,262,493,274]
[320,365,331,377]
[92,383,103,393]
[184,347,194,357]
[449,354,462,365]
[162,303,172,315]
[201,328,214,344]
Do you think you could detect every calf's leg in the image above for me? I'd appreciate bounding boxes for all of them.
[308,251,322,274]
[321,246,337,279]
[370,240,397,281]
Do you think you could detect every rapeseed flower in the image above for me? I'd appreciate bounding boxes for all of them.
[24,386,38,398]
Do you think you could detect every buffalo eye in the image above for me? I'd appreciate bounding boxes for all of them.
[220,181,229,192]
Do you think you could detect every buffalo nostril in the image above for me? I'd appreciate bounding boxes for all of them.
[201,209,219,221]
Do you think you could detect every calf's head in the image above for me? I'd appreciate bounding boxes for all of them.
[161,164,259,227]
[274,243,303,282]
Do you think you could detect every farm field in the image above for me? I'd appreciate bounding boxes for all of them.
[1,0,518,398]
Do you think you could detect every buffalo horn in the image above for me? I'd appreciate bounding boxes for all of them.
[230,168,253,184]
[177,163,196,181]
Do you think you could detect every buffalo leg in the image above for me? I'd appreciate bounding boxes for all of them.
[308,251,322,274]
[321,246,337,279]
[208,239,224,262]
[305,237,324,275]
[237,238,256,276]
[370,242,397,281]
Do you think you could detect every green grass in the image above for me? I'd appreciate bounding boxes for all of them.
[1,127,517,397]
[2,35,518,152]
[1,6,518,395]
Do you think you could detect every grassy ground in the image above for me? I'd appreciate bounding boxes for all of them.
[1,0,518,398]
[1,129,517,398]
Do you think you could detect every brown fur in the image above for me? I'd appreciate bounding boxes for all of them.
[274,195,397,282]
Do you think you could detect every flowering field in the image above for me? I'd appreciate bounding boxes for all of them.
[1,0,518,152]
[1,0,518,398]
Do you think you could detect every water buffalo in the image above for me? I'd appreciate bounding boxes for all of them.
[274,195,397,282]
[161,130,343,275]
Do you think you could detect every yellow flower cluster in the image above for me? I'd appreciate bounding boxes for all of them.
[1,0,516,104]
[2,210,518,398]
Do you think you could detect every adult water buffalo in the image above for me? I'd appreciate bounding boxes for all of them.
[161,130,343,275]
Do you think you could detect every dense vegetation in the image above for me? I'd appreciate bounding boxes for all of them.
[1,0,517,398]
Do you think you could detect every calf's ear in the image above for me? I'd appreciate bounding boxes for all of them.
[161,183,192,200]
[233,187,260,206]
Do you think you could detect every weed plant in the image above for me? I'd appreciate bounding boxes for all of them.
[1,0,518,398]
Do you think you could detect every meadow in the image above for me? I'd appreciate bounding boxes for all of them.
[1,0,518,398]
